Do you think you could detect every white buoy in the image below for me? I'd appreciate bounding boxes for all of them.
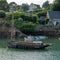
[58,38,60,40]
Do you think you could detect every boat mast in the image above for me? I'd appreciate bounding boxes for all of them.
[10,4,15,41]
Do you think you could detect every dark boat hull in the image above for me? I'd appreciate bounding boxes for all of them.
[8,41,50,49]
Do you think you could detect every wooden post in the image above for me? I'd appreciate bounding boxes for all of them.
[10,10,15,41]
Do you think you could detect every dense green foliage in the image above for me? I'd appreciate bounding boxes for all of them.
[51,0,60,11]
[37,11,46,17]
[21,4,29,11]
[0,0,60,36]
[0,0,56,33]
[5,10,49,32]
[42,1,50,9]
[0,10,6,18]
[5,11,38,32]
[15,19,37,32]
[0,0,9,11]
[6,11,38,23]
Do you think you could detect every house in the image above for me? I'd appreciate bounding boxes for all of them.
[28,3,38,12]
[47,11,60,26]
[40,16,46,20]
[38,12,46,21]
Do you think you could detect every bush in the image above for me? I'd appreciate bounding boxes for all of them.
[15,19,37,32]
[37,10,47,17]
[6,12,12,20]
[6,11,24,20]
[20,22,36,32]
[6,11,38,23]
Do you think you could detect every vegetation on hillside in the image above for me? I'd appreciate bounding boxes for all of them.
[0,0,60,33]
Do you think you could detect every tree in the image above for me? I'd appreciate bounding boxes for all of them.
[21,3,29,11]
[0,0,9,11]
[16,5,21,10]
[51,0,60,11]
[36,5,40,9]
[42,1,50,9]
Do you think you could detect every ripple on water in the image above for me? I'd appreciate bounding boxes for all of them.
[0,37,60,60]
[0,48,60,60]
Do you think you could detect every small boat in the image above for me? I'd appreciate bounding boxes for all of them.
[24,36,48,41]
[8,41,51,49]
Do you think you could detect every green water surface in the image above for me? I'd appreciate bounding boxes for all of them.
[0,37,60,60]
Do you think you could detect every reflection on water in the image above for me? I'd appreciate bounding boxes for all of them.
[0,37,60,60]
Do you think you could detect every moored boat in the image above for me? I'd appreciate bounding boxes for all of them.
[8,41,51,49]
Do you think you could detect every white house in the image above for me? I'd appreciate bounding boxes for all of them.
[28,3,38,12]
[47,11,60,26]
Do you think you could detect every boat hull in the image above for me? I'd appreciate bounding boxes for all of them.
[8,41,50,49]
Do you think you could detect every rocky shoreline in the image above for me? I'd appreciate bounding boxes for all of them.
[0,23,60,38]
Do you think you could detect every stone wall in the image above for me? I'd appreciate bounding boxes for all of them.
[35,25,60,37]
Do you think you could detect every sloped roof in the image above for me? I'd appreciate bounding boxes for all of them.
[47,11,60,19]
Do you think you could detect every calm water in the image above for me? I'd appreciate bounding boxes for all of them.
[0,37,60,60]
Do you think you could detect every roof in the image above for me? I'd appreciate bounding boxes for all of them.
[40,16,46,20]
[47,11,60,19]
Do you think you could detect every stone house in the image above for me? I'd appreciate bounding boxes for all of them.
[47,11,60,26]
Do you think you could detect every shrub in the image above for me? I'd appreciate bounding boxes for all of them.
[15,19,37,32]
